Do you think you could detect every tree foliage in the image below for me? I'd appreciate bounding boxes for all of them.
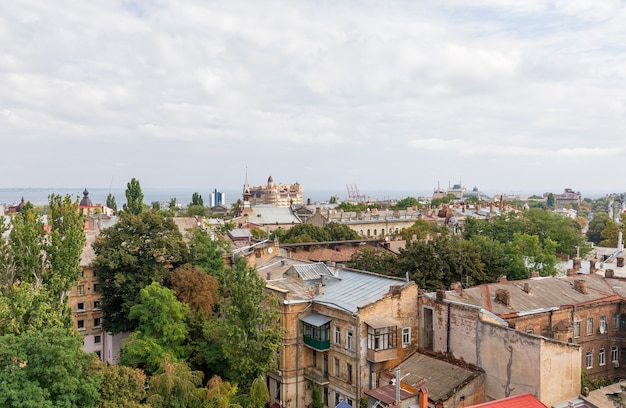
[349,247,397,275]
[169,264,219,320]
[204,257,283,390]
[392,196,420,210]
[91,210,190,333]
[120,283,190,373]
[0,327,101,407]
[271,222,358,243]
[191,193,204,207]
[0,195,85,335]
[147,357,204,408]
[106,193,118,212]
[96,364,147,408]
[123,178,145,215]
[311,382,323,408]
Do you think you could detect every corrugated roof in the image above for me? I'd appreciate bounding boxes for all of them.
[300,313,331,326]
[466,393,547,408]
[439,274,616,316]
[394,352,482,402]
[364,383,417,404]
[365,317,399,329]
[288,263,334,281]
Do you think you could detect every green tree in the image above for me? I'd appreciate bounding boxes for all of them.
[189,228,227,281]
[106,193,118,212]
[349,247,396,275]
[204,257,283,390]
[274,223,330,243]
[152,201,161,210]
[201,375,240,408]
[392,196,420,210]
[311,382,323,408]
[0,195,85,335]
[247,377,270,408]
[170,198,178,210]
[96,364,147,408]
[325,222,360,241]
[123,178,145,215]
[249,226,267,240]
[587,212,610,244]
[147,357,204,408]
[546,193,555,209]
[0,327,101,407]
[120,283,190,374]
[187,205,208,217]
[191,193,204,207]
[91,210,190,333]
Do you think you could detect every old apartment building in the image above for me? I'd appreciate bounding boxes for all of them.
[257,256,419,408]
[419,269,626,406]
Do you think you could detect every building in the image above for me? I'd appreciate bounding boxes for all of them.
[245,175,303,207]
[210,189,226,208]
[257,256,419,408]
[554,188,582,210]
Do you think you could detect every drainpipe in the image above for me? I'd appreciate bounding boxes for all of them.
[355,312,361,405]
[296,301,313,408]
[446,303,451,353]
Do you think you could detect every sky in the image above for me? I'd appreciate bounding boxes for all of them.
[2,1,626,197]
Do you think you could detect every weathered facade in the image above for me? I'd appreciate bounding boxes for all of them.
[258,256,419,408]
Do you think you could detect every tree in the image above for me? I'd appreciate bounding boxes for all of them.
[392,196,420,210]
[0,327,101,407]
[187,205,208,217]
[587,212,610,244]
[96,364,147,408]
[546,193,555,209]
[325,222,360,241]
[311,382,323,408]
[120,283,190,373]
[106,193,118,212]
[152,201,161,210]
[247,377,270,408]
[201,375,239,408]
[191,192,204,207]
[169,264,219,320]
[0,195,85,335]
[91,210,190,333]
[349,247,396,275]
[123,178,145,215]
[147,357,204,408]
[189,228,227,281]
[204,257,283,390]
[170,198,178,210]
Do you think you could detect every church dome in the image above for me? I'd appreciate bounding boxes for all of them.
[79,188,93,207]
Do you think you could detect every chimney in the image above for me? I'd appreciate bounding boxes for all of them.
[266,272,271,280]
[523,282,531,294]
[436,290,446,301]
[418,387,429,408]
[573,257,582,271]
[450,282,463,294]
[618,257,624,268]
[530,271,540,278]
[574,279,588,295]
[567,268,576,277]
[606,269,615,278]
[498,275,507,283]
[589,260,596,274]
[281,260,286,266]
[307,198,311,205]
[315,207,321,214]
[315,282,323,295]
[495,289,511,306]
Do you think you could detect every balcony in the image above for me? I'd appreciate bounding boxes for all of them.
[303,367,329,385]
[367,347,398,363]
[304,335,330,351]
[300,313,331,352]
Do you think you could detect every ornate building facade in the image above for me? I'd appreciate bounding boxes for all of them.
[244,176,303,207]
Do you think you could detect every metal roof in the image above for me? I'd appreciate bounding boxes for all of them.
[300,313,331,326]
[288,263,334,281]
[249,205,301,225]
[365,317,399,329]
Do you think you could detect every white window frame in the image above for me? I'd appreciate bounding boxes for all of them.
[574,321,581,338]
[600,316,607,333]
[346,330,353,351]
[586,351,593,369]
[402,327,411,346]
[586,318,593,336]
[600,348,606,366]
[613,346,619,363]
[614,314,619,329]
[334,326,341,345]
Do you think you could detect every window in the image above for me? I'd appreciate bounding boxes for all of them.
[95,351,102,359]
[586,318,593,336]
[335,392,341,407]
[77,320,85,330]
[323,387,328,406]
[346,330,353,350]
[276,379,281,399]
[348,399,353,407]
[614,314,619,329]
[541,327,549,337]
[312,351,317,367]
[402,327,411,346]
[77,285,85,295]
[93,284,100,293]
[600,348,606,366]
[93,301,100,310]
[622,347,626,362]
[613,346,619,363]
[94,335,101,344]
[526,329,534,335]
[600,316,607,333]
[334,358,340,376]
[94,318,101,327]
[334,326,341,345]
[347,363,353,384]
[586,351,593,369]
[77,302,85,311]
[367,325,396,351]
[574,321,581,338]
[622,314,626,330]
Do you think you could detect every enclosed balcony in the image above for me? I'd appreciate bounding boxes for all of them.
[366,317,398,363]
[300,313,331,351]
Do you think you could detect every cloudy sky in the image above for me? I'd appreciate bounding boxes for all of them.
[2,1,626,197]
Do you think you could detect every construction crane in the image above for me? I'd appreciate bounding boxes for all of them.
[346,184,369,202]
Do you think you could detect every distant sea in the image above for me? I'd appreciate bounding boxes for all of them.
[0,187,432,207]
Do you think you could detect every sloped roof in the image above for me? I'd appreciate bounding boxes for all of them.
[466,393,547,408]
[436,274,617,317]
[286,262,335,281]
[393,352,483,403]
[249,205,300,225]
[364,383,418,404]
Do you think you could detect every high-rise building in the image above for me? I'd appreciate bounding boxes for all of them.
[210,189,226,207]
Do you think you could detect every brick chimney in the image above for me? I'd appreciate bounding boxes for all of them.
[606,269,615,278]
[573,257,582,271]
[618,257,625,268]
[523,282,531,294]
[498,275,507,283]
[530,271,540,278]
[495,289,511,306]
[589,260,596,274]
[574,279,588,295]
[450,282,463,294]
